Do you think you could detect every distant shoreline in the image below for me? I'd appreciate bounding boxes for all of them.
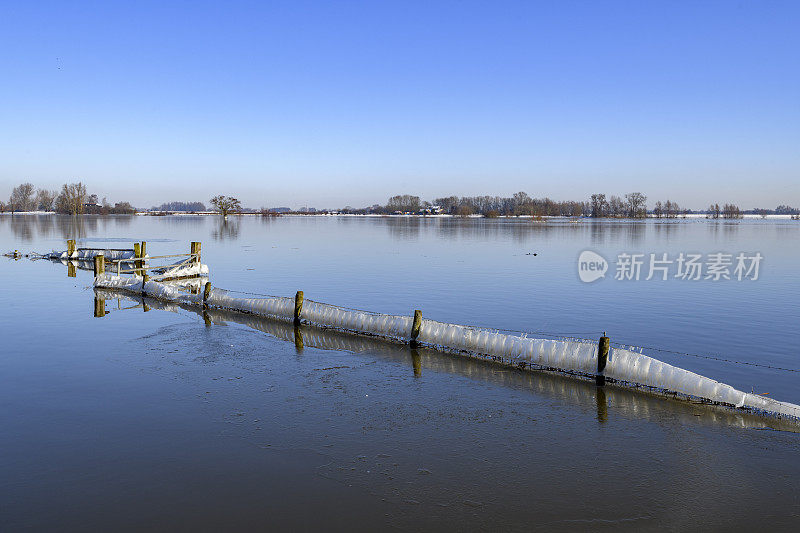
[1,211,797,220]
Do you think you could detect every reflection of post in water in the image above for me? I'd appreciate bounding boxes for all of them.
[67,262,76,277]
[203,309,212,327]
[410,348,421,377]
[94,295,106,318]
[596,387,608,423]
[293,324,304,353]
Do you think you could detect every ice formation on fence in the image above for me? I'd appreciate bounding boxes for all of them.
[95,263,209,303]
[303,300,413,340]
[93,274,800,421]
[207,288,295,320]
[49,248,138,261]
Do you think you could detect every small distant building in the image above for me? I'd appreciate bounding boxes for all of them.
[269,207,291,213]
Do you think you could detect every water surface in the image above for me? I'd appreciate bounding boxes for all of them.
[2,214,799,530]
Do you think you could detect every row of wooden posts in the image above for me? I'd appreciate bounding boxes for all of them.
[88,239,612,388]
[208,284,613,387]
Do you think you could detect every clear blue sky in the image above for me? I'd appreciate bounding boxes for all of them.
[1,0,798,210]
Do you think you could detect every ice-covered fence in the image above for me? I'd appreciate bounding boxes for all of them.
[207,288,295,320]
[92,275,800,421]
[49,248,137,261]
[95,262,208,304]
[604,347,799,419]
[417,319,598,374]
[204,290,415,339]
[303,299,413,340]
[93,287,800,433]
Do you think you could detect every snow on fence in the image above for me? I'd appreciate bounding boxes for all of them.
[93,274,800,422]
[49,248,137,261]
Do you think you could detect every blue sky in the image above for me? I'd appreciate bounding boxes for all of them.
[1,0,798,209]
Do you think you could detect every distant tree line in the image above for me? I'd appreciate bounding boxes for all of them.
[154,201,206,212]
[3,181,797,220]
[1,181,136,214]
[434,193,587,217]
[589,193,649,218]
[706,203,743,219]
[364,192,796,219]
[370,191,644,218]
[367,192,587,217]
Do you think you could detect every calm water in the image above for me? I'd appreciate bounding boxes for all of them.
[2,214,799,530]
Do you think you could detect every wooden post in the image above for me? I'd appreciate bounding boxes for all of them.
[410,310,422,347]
[67,239,76,258]
[140,242,148,279]
[203,282,212,309]
[596,334,610,386]
[191,242,201,264]
[93,254,105,276]
[294,290,304,325]
[133,243,142,276]
[67,262,76,278]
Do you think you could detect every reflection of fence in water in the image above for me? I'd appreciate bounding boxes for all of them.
[94,287,800,433]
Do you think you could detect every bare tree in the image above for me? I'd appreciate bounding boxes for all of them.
[722,203,742,219]
[653,200,680,219]
[9,183,35,211]
[608,195,625,217]
[625,192,647,218]
[35,189,57,211]
[456,204,474,217]
[590,193,608,217]
[433,196,459,215]
[664,200,675,218]
[386,194,421,213]
[55,182,88,215]
[210,195,241,217]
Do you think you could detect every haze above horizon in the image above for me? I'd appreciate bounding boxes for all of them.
[1,0,798,210]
